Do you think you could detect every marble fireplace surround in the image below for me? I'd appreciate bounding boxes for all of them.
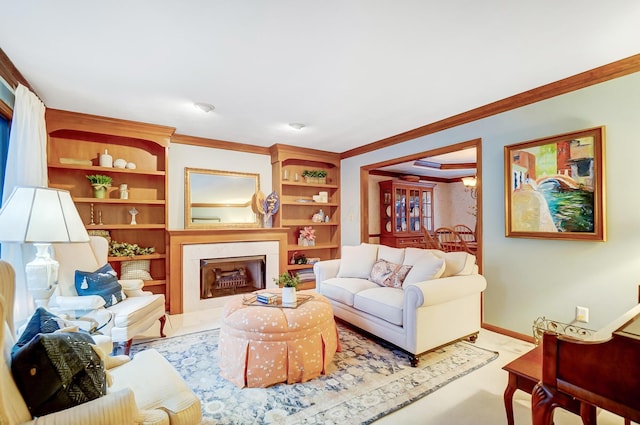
[168,228,289,314]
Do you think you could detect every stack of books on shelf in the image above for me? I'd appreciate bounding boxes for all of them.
[306,257,321,265]
[297,268,315,282]
[256,292,278,304]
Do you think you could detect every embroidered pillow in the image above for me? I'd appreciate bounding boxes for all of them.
[120,259,152,281]
[75,263,126,308]
[369,259,413,288]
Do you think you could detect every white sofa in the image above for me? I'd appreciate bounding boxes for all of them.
[314,243,487,366]
[0,260,202,425]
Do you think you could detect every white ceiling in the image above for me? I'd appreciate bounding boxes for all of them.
[377,147,477,180]
[1,1,639,156]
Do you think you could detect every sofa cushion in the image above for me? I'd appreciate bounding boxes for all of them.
[403,252,445,286]
[353,287,404,326]
[318,277,379,306]
[377,245,405,264]
[369,259,412,288]
[75,263,126,308]
[432,251,476,277]
[336,243,379,279]
[403,247,444,265]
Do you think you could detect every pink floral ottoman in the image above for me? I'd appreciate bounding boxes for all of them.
[219,290,340,388]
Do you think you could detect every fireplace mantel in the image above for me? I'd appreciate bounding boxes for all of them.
[168,228,289,314]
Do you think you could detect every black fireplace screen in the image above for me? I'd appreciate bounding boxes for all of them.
[200,255,266,299]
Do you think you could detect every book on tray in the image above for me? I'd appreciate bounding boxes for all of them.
[256,292,278,304]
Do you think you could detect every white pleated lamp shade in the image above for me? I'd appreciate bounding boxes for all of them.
[0,186,89,243]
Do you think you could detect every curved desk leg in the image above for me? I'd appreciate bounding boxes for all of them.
[503,373,517,425]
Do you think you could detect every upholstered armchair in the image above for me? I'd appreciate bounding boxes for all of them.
[51,236,166,354]
[0,260,202,425]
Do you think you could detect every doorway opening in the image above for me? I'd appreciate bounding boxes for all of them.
[360,138,483,271]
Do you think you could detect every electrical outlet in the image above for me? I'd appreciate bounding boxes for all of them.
[576,306,589,323]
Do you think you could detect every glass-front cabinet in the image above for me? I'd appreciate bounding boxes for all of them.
[380,180,435,248]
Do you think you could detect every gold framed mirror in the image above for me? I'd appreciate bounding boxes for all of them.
[184,167,260,228]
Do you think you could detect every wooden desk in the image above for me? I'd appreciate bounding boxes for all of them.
[531,306,640,425]
[502,345,593,425]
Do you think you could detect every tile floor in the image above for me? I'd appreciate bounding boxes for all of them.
[137,304,629,425]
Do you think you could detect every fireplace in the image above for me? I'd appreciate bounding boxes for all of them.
[180,239,282,312]
[200,255,265,299]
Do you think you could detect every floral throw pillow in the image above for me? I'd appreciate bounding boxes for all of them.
[369,259,413,288]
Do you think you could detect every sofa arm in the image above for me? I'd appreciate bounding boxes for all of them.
[313,259,341,284]
[22,388,139,425]
[404,274,487,308]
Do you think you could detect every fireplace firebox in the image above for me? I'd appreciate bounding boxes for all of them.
[200,255,266,299]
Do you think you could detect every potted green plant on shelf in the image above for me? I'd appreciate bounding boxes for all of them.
[86,174,112,199]
[301,170,328,184]
[273,272,300,305]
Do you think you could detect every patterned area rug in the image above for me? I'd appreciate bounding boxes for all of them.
[131,324,498,424]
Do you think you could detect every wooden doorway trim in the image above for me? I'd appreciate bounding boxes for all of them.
[360,138,483,271]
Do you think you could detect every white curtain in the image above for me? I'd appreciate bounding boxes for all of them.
[1,83,47,325]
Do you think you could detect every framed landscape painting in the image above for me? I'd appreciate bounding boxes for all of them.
[504,126,606,241]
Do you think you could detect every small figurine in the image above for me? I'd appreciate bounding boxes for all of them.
[262,191,280,228]
[129,207,138,225]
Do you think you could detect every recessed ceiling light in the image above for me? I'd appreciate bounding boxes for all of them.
[194,102,215,113]
[289,123,305,130]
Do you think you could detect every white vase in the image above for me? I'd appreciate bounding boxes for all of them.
[99,149,113,167]
[281,287,297,305]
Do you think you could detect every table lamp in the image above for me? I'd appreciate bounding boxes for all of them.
[0,186,89,307]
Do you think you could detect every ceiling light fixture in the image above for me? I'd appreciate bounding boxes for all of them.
[288,123,305,131]
[194,102,215,113]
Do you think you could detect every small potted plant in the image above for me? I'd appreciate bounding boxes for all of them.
[86,174,112,199]
[273,272,300,305]
[316,170,327,184]
[301,170,328,184]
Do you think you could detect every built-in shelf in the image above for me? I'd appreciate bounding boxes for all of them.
[74,198,165,205]
[281,220,339,227]
[281,181,339,189]
[270,144,341,286]
[289,243,340,251]
[48,163,166,176]
[46,108,173,309]
[107,253,166,262]
[87,224,165,230]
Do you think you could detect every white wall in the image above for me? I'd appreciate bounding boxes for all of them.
[167,143,272,229]
[342,71,640,335]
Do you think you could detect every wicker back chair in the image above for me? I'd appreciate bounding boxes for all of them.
[434,227,473,254]
[422,226,442,250]
[453,224,476,243]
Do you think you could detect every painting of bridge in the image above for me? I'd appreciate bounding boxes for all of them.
[504,126,605,241]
